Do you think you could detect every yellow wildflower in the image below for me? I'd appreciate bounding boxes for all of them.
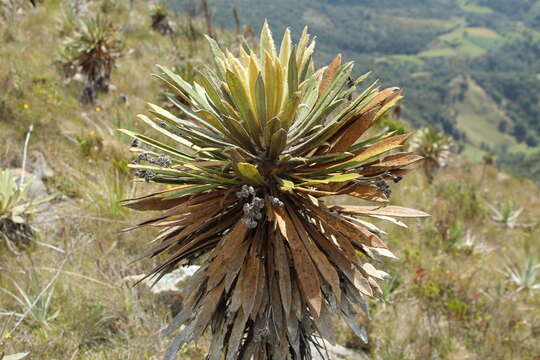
[4,332,12,339]
[23,104,29,109]
[95,106,102,112]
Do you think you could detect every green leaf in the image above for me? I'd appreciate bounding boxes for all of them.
[163,184,219,200]
[236,163,266,185]
[269,128,287,159]
[254,74,267,128]
[225,70,258,140]
[299,173,359,185]
[264,117,281,151]
[289,152,353,167]
[347,133,412,164]
[287,47,298,98]
[137,113,195,150]
[280,92,301,130]
[279,27,292,67]
[277,177,295,192]
[117,129,194,162]
[205,35,226,78]
[259,20,276,61]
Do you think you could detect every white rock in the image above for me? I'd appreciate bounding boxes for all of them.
[9,168,48,199]
[123,265,200,294]
[311,340,369,360]
[28,151,54,180]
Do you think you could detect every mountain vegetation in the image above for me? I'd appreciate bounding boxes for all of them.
[0,1,539,360]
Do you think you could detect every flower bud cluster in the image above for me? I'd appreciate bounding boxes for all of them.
[270,196,284,207]
[132,152,172,168]
[236,185,263,229]
[150,155,172,168]
[135,169,155,182]
[375,179,392,198]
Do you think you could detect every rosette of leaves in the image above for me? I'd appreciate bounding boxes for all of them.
[158,61,197,114]
[121,23,428,360]
[151,3,173,36]
[409,127,452,183]
[0,170,53,250]
[61,15,124,99]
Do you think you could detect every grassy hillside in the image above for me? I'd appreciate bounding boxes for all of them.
[1,1,540,360]
[453,77,515,149]
[169,0,540,183]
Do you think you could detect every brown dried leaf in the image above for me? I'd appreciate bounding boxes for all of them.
[303,219,354,289]
[273,231,293,317]
[347,183,388,203]
[330,109,377,153]
[316,302,336,344]
[226,311,248,360]
[288,210,341,304]
[359,153,423,176]
[191,281,225,339]
[275,206,322,317]
[121,185,192,210]
[318,54,342,97]
[241,245,262,317]
[362,87,401,114]
[207,222,250,291]
[349,132,412,163]
[224,240,250,292]
[332,205,430,218]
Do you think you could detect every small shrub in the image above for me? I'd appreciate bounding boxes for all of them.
[75,130,103,157]
[0,276,59,329]
[503,256,540,292]
[488,200,523,229]
[0,169,53,251]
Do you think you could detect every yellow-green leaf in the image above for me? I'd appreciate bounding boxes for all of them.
[299,173,359,185]
[236,163,266,184]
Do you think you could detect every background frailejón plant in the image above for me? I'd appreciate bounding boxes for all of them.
[0,169,53,252]
[121,23,428,360]
[60,14,124,103]
[409,127,452,183]
[151,3,174,36]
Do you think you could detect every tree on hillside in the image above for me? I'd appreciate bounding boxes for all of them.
[513,123,527,143]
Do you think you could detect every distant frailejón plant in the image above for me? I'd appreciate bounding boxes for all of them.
[0,170,52,252]
[121,23,428,360]
[62,15,124,103]
[151,3,173,36]
[409,127,451,183]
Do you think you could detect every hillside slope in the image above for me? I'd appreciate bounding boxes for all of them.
[1,2,539,360]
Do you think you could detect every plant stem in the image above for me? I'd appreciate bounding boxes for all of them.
[19,123,34,187]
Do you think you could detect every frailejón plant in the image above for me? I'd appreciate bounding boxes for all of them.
[121,23,428,360]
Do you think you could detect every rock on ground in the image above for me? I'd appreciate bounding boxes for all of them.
[311,340,369,360]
